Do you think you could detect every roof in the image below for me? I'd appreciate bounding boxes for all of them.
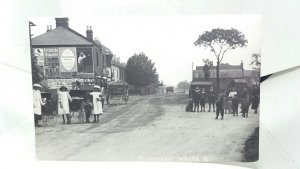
[193,69,243,79]
[32,26,93,46]
[112,60,126,68]
[191,81,213,86]
[232,79,247,83]
[94,40,113,56]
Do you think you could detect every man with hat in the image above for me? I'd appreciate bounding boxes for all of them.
[208,87,216,112]
[200,88,206,112]
[193,87,201,112]
[33,83,45,127]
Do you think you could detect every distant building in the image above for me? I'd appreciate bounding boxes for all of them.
[192,62,259,92]
[110,56,126,82]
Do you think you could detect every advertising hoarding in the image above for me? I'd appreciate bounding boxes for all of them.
[77,47,93,73]
[44,48,60,78]
[59,47,77,72]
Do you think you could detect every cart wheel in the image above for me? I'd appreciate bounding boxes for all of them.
[42,115,50,126]
[42,115,46,126]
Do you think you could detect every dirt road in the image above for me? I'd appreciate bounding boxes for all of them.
[35,93,259,163]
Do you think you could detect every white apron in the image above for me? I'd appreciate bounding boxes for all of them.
[33,89,44,115]
[58,91,72,115]
[90,91,103,115]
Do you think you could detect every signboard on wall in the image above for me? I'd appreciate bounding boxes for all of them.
[77,47,93,73]
[59,47,77,72]
[44,48,59,78]
[33,48,44,66]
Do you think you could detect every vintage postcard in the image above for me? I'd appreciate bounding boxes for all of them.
[30,15,261,163]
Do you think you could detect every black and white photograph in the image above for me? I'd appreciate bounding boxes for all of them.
[29,15,261,163]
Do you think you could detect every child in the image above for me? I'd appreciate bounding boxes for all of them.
[82,98,92,123]
[215,92,225,120]
[90,85,103,123]
[232,94,238,116]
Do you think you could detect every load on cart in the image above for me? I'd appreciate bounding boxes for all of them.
[106,81,129,105]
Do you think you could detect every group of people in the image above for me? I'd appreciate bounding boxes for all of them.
[188,86,260,120]
[33,83,105,127]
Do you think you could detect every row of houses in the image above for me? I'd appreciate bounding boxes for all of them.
[191,61,260,93]
[32,17,126,89]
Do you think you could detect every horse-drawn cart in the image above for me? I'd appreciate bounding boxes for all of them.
[107,81,129,105]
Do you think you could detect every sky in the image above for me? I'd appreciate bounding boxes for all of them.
[31,15,261,86]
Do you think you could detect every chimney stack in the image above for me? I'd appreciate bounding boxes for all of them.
[86,26,93,41]
[55,17,69,28]
[47,25,53,32]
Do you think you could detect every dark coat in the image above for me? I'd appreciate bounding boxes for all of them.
[216,96,224,108]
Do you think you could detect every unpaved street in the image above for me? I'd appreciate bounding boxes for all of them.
[35,93,259,162]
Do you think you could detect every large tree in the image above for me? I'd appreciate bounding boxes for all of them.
[194,28,247,93]
[126,53,158,87]
[177,81,190,93]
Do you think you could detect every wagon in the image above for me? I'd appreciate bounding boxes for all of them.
[166,86,174,93]
[41,92,58,126]
[106,81,129,105]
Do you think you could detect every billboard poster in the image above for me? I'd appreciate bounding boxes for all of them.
[76,47,93,73]
[44,48,59,78]
[59,47,77,72]
[33,48,44,66]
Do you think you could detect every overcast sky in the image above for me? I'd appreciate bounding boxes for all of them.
[31,15,261,86]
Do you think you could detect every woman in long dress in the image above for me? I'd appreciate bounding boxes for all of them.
[33,84,45,127]
[58,85,72,124]
[90,85,103,123]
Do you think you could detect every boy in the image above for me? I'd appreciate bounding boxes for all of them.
[82,98,92,123]
[215,92,225,120]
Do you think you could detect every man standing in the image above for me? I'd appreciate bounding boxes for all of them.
[208,87,216,112]
[215,92,225,120]
[232,94,239,116]
[193,87,201,112]
[33,83,45,127]
[251,85,260,114]
[200,88,206,112]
